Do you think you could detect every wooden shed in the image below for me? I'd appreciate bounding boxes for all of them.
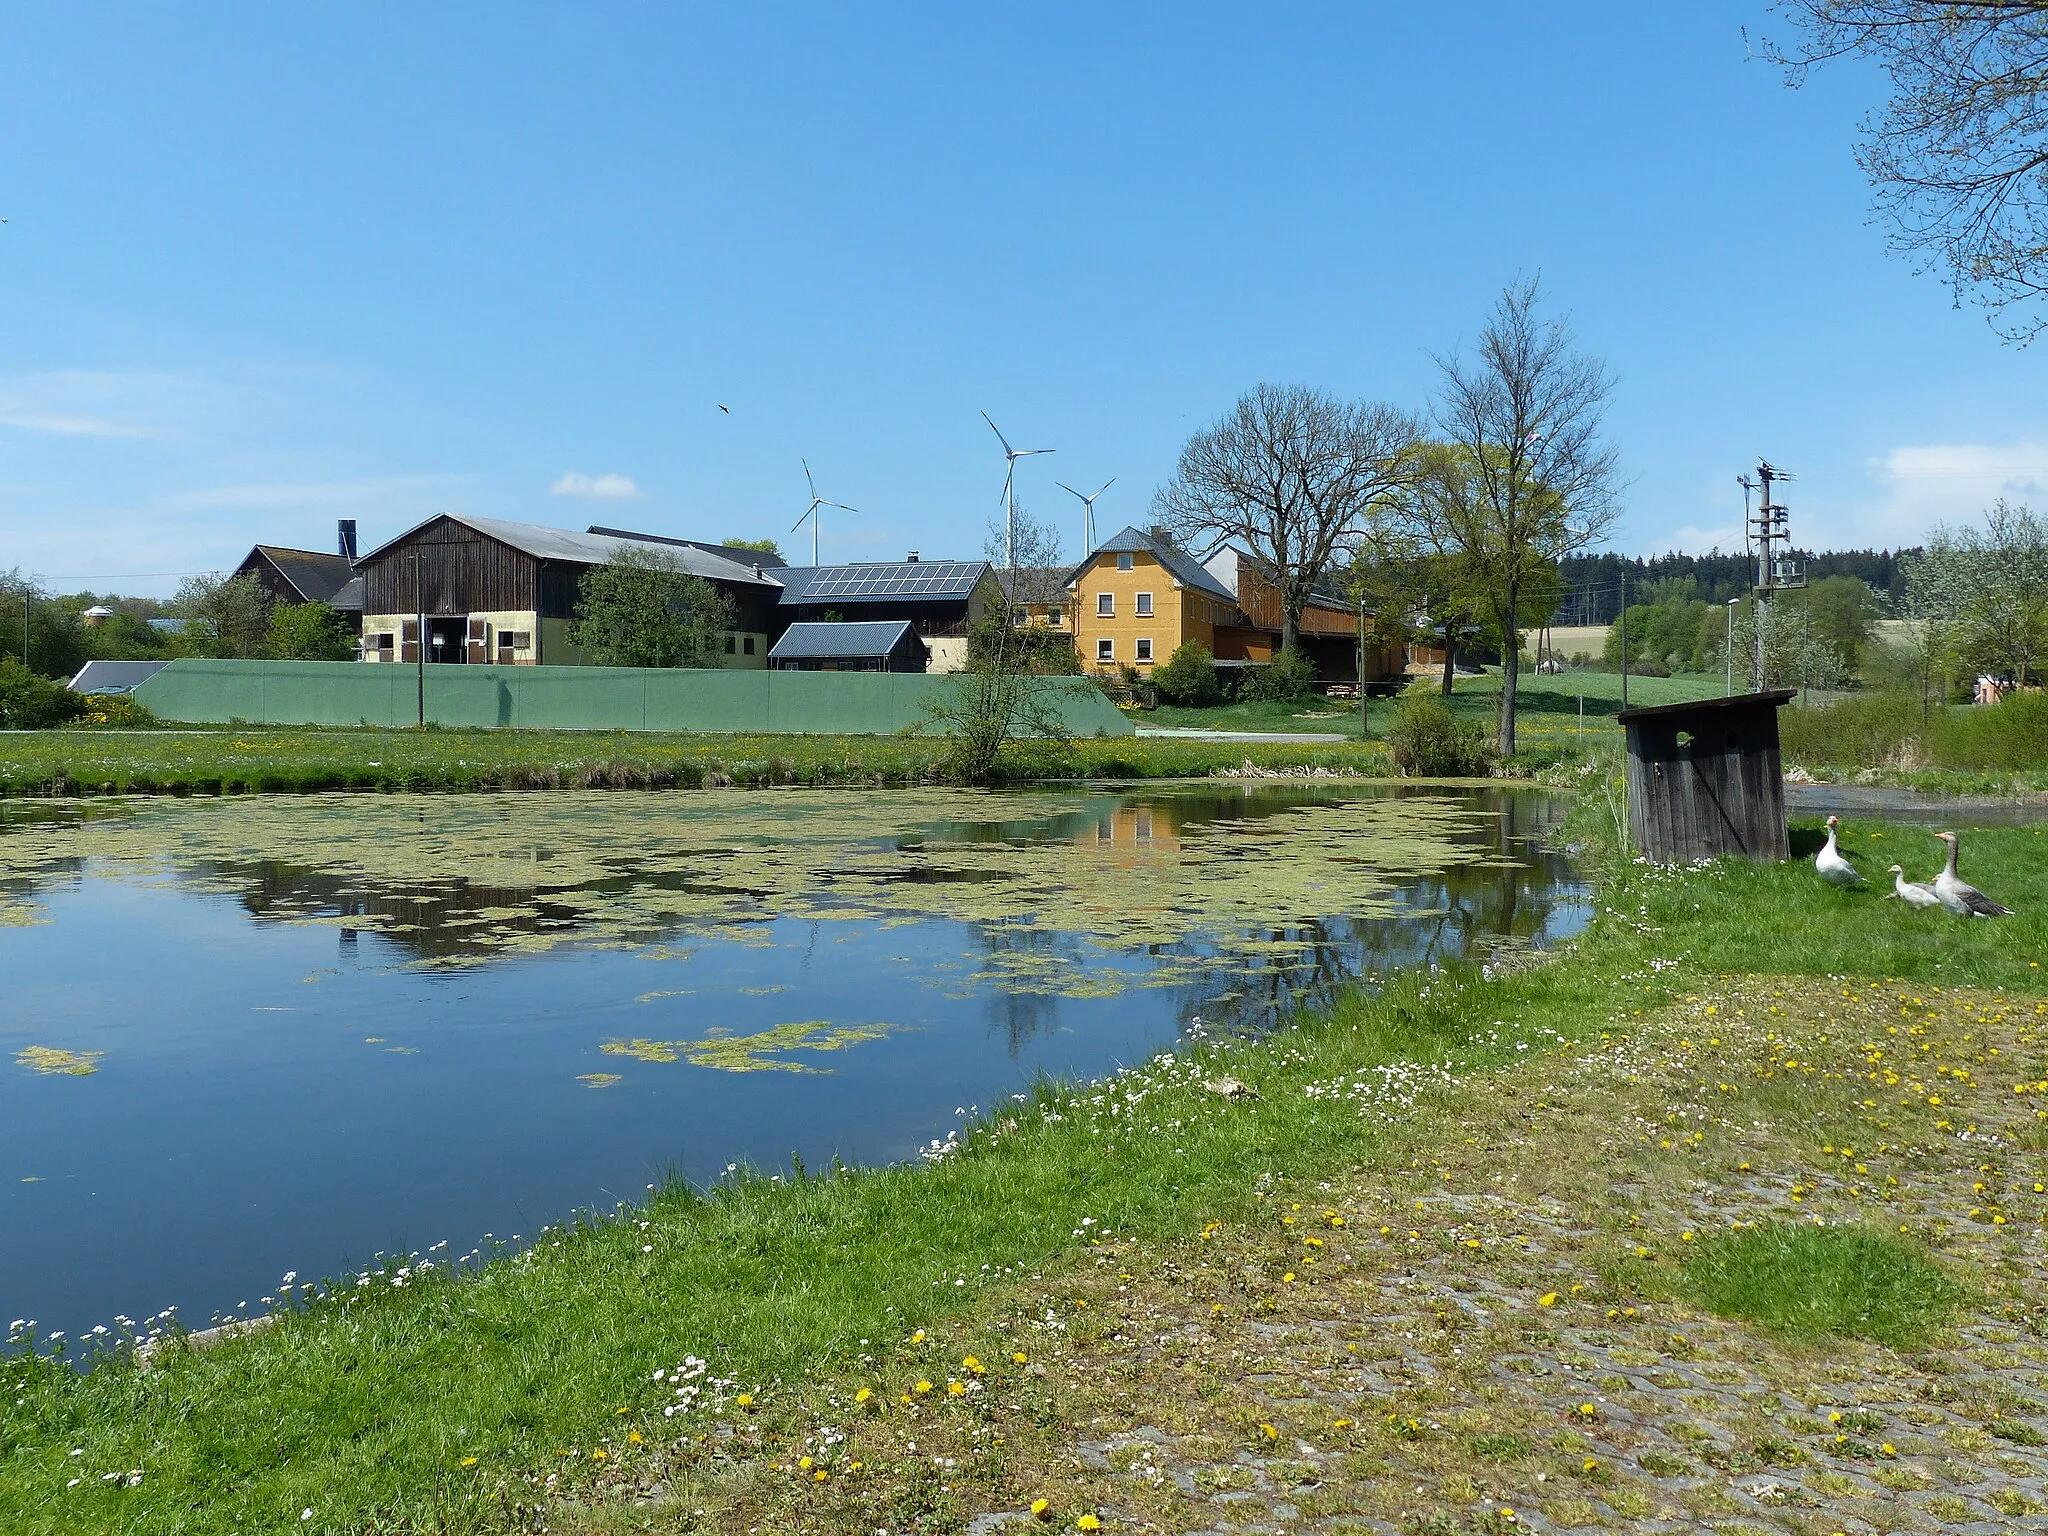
[1615,689,1795,864]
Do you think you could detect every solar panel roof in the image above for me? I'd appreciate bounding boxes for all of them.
[778,560,987,605]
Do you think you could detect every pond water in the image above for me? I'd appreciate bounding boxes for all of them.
[1,783,1585,1351]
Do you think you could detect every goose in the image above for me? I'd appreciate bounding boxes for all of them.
[1814,816,1865,889]
[1932,831,2012,917]
[1886,865,1941,911]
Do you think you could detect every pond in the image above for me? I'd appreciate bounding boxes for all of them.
[0,783,1586,1352]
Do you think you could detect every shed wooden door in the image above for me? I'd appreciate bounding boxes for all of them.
[400,618,420,664]
[466,617,490,663]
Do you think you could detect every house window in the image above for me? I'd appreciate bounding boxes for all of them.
[1045,608,1062,627]
[1135,592,1153,617]
[743,635,756,655]
[1117,552,1134,571]
[1097,638,1114,662]
[724,635,737,655]
[1097,592,1114,618]
[1136,638,1153,663]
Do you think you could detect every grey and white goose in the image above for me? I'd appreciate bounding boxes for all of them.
[1932,831,2012,917]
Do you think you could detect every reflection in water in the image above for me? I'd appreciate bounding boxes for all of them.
[0,784,1584,1352]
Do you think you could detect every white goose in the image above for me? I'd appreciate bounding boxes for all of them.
[1814,815,1865,889]
[1932,830,2012,917]
[1886,865,1941,911]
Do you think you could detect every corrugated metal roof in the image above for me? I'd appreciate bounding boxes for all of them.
[69,660,169,694]
[586,529,789,569]
[777,560,988,605]
[768,620,923,660]
[1076,527,1236,601]
[360,515,783,588]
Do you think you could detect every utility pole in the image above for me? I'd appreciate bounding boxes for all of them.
[1737,460,1803,693]
[414,544,426,728]
[1618,565,1628,711]
[1357,592,1368,741]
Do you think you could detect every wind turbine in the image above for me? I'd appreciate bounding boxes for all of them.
[1056,478,1115,555]
[982,412,1054,569]
[790,459,858,565]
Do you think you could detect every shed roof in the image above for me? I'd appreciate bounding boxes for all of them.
[768,620,923,660]
[1075,526,1237,601]
[359,515,783,588]
[777,560,989,606]
[243,546,359,605]
[1615,689,1795,726]
[68,660,170,694]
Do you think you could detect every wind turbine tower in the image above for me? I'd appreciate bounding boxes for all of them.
[981,412,1054,568]
[790,460,858,565]
[1056,478,1115,555]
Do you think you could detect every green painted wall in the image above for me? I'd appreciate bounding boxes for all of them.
[132,659,1134,737]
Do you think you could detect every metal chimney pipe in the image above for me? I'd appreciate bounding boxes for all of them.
[338,518,359,563]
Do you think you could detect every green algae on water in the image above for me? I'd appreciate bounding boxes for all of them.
[600,1020,898,1074]
[15,1045,103,1076]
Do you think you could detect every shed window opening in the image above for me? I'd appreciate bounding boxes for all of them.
[1097,593,1114,617]
[1135,592,1153,617]
[1116,552,1135,571]
[723,635,737,655]
[1135,638,1153,662]
[743,636,756,655]
[1097,638,1114,662]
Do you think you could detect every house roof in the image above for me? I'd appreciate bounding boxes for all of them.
[776,560,990,606]
[242,546,359,606]
[768,620,923,661]
[996,567,1072,603]
[68,660,169,695]
[1073,527,1236,601]
[360,515,783,588]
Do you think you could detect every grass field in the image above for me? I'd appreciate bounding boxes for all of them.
[0,726,1392,798]
[5,811,2044,1533]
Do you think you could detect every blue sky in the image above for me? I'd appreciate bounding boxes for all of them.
[2,3,2043,594]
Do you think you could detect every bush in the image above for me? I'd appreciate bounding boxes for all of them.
[1152,641,1223,707]
[74,692,160,729]
[1779,688,2048,773]
[0,658,87,729]
[1239,647,1317,702]
[1387,692,1492,777]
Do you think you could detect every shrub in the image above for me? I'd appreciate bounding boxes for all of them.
[1387,693,1492,777]
[73,692,159,729]
[1240,647,1317,701]
[0,659,87,729]
[1152,641,1223,707]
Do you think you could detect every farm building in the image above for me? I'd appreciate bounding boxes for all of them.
[769,620,928,673]
[353,515,784,667]
[231,519,365,625]
[774,558,1002,674]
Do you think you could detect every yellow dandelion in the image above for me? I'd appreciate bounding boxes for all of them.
[626,1430,642,1444]
[592,1449,607,1461]
[854,1387,872,1405]
[1031,1496,1052,1519]
[736,1392,755,1409]
[1260,1423,1279,1440]
[1282,1271,1296,1283]
[947,1380,967,1397]
[963,1355,985,1374]
[1538,1293,1558,1307]
[798,1456,813,1471]
[1077,1517,1102,1533]
[459,1455,479,1467]
[914,1379,933,1395]
[1012,1351,1029,1364]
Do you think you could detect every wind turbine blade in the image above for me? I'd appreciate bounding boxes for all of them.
[981,411,1015,456]
[789,507,813,533]
[999,463,1014,505]
[1094,478,1115,497]
[803,458,818,499]
[1055,481,1083,501]
[825,501,860,513]
[1020,447,1055,457]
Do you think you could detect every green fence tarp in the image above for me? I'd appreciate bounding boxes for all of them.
[132,660,1134,737]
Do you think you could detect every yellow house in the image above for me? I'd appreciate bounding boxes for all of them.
[1067,526,1399,685]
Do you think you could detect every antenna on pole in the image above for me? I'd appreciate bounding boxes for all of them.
[1055,478,1114,555]
[982,412,1054,569]
[1738,459,1803,692]
[790,459,859,566]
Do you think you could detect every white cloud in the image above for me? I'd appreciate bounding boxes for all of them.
[0,407,153,438]
[1791,441,2048,551]
[549,470,643,500]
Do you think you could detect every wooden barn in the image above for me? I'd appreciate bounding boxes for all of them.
[231,519,365,627]
[353,515,784,667]
[1616,690,1795,864]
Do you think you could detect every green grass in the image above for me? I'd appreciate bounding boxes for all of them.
[1680,1222,1958,1349]
[1144,697,1366,733]
[1778,688,2048,789]
[0,725,1391,799]
[4,815,2043,1532]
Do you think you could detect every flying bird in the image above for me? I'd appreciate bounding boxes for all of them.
[718,404,729,414]
[1885,865,1941,911]
[1932,831,2012,917]
[1814,815,1865,889]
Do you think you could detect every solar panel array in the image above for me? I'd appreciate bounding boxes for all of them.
[792,561,983,601]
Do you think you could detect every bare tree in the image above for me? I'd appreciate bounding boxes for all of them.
[984,498,1069,613]
[1409,279,1619,755]
[1152,384,1419,653]
[1765,2,2048,340]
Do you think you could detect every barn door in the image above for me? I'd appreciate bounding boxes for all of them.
[466,617,489,664]
[400,618,420,663]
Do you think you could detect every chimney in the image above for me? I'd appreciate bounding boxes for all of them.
[338,519,359,563]
[906,551,920,563]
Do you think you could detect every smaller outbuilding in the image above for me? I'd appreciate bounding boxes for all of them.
[769,620,928,673]
[1616,689,1795,864]
[68,660,170,695]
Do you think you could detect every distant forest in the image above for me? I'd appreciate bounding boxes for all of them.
[1554,549,1913,625]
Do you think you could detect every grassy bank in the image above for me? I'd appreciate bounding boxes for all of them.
[0,727,1390,799]
[1780,689,2048,793]
[4,814,2044,1533]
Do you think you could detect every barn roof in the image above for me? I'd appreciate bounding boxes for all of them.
[776,560,990,606]
[768,620,923,660]
[242,546,359,605]
[359,515,783,588]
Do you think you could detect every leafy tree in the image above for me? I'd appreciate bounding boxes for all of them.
[1152,640,1224,707]
[172,572,273,659]
[569,547,737,668]
[1349,532,1484,696]
[1401,280,1620,754]
[1766,2,2048,341]
[1239,647,1318,701]
[267,600,357,661]
[923,612,1074,783]
[0,657,86,728]
[0,571,90,680]
[720,536,783,558]
[1905,499,2048,687]
[1153,384,1418,652]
